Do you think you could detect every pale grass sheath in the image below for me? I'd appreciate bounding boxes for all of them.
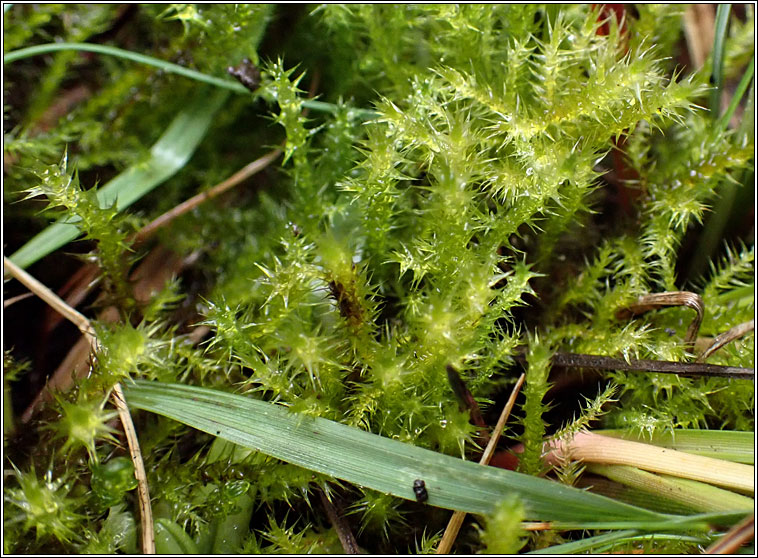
[544,431,754,494]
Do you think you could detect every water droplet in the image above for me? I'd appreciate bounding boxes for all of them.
[525,167,534,177]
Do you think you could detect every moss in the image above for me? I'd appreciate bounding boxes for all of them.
[3,4,753,553]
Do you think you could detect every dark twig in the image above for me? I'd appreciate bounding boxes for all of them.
[446,365,488,433]
[318,489,360,554]
[513,349,752,380]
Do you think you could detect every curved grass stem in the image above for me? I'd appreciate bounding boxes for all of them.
[4,42,378,120]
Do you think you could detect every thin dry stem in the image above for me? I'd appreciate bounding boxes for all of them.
[3,255,155,554]
[111,383,155,554]
[540,351,753,380]
[4,256,96,340]
[697,320,754,363]
[436,373,526,554]
[3,291,35,307]
[132,148,282,246]
[705,513,755,554]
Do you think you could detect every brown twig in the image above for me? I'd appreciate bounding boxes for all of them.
[436,373,526,554]
[3,256,155,554]
[615,291,704,349]
[705,513,754,554]
[318,489,360,554]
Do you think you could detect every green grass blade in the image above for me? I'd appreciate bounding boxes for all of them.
[122,380,672,525]
[527,529,639,555]
[3,42,379,120]
[3,42,249,93]
[709,4,731,118]
[716,58,755,133]
[533,531,712,555]
[587,464,754,513]
[543,510,744,533]
[8,88,228,269]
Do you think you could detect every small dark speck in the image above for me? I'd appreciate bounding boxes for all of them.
[227,58,261,92]
[665,328,676,336]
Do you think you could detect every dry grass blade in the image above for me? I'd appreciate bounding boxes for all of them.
[697,320,755,363]
[2,256,155,554]
[110,384,155,554]
[436,373,526,554]
[615,291,704,348]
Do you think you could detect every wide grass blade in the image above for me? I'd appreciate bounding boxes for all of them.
[123,380,672,525]
[8,88,228,269]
